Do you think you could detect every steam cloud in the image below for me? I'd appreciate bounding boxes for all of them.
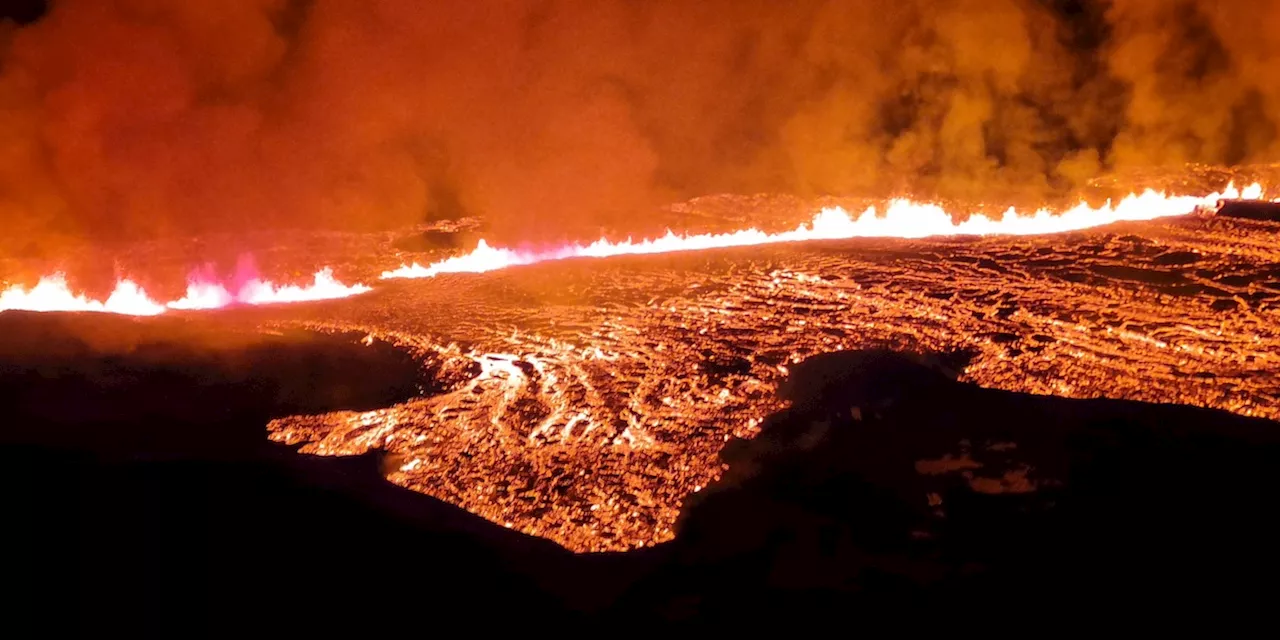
[1,0,1277,252]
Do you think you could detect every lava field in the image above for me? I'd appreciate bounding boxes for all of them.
[245,197,1280,552]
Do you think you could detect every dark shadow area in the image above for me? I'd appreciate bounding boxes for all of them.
[0,0,46,25]
[392,229,471,252]
[0,312,426,457]
[4,322,1278,632]
[1217,199,1280,221]
[616,349,1280,626]
[0,312,603,634]
[390,219,488,253]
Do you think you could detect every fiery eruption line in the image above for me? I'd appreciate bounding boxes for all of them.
[0,184,1268,317]
[0,267,371,317]
[382,184,1266,280]
[0,275,167,316]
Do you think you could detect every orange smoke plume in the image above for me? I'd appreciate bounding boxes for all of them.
[2,1,1279,255]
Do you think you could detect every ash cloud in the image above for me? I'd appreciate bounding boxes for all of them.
[1,0,1278,252]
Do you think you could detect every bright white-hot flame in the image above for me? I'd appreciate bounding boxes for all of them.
[1,184,1270,315]
[382,183,1267,280]
[2,268,370,316]
[0,275,167,316]
[166,282,236,311]
[167,268,372,310]
[237,268,373,305]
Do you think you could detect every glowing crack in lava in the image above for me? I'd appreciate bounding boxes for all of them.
[382,184,1266,279]
[0,267,370,315]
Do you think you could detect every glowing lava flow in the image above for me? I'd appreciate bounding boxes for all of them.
[1,268,371,316]
[382,184,1267,279]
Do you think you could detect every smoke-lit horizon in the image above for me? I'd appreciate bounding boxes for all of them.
[2,0,1278,253]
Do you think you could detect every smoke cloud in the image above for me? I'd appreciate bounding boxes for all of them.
[1,0,1278,252]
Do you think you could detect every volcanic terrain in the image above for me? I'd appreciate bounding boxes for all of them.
[12,175,1275,553]
[6,175,1280,627]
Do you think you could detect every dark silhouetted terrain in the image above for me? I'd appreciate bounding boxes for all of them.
[4,314,1277,632]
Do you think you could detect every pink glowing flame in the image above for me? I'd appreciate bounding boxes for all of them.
[168,267,372,310]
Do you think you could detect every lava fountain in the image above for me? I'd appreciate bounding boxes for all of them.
[382,184,1267,279]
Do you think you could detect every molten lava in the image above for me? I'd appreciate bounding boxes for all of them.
[270,186,1280,552]
[382,184,1266,279]
[4,179,1278,554]
[1,268,371,316]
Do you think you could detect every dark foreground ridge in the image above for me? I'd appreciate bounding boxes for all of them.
[3,315,1278,633]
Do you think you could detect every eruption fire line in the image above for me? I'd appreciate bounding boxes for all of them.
[0,267,371,317]
[382,184,1266,280]
[0,184,1268,317]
